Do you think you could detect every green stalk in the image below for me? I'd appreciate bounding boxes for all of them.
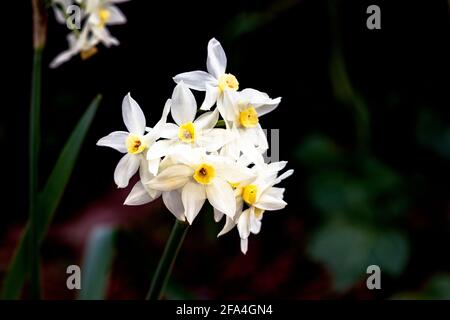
[29,48,43,299]
[29,0,47,299]
[146,220,189,300]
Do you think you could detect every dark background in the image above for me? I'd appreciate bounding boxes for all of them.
[0,0,449,299]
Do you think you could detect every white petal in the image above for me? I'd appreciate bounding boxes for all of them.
[171,82,197,126]
[163,190,185,221]
[159,123,179,139]
[214,208,224,222]
[237,208,251,239]
[145,99,172,142]
[255,189,287,211]
[96,131,128,153]
[194,108,219,131]
[255,124,269,150]
[148,157,161,176]
[239,138,265,166]
[173,71,217,91]
[240,238,248,254]
[196,129,234,152]
[49,46,78,68]
[255,97,281,117]
[214,157,255,184]
[114,153,140,188]
[206,178,236,218]
[91,26,119,47]
[124,181,155,206]
[206,38,227,79]
[147,164,192,191]
[218,216,236,237]
[146,139,175,160]
[106,5,127,25]
[249,209,262,234]
[200,85,219,111]
[182,182,206,224]
[122,93,146,135]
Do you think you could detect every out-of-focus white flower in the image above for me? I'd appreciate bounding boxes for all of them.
[147,146,254,224]
[218,161,293,254]
[84,0,128,47]
[50,0,129,68]
[50,26,100,68]
[97,93,170,188]
[146,82,235,162]
[173,38,240,116]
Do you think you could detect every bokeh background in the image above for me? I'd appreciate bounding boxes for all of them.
[1,0,449,299]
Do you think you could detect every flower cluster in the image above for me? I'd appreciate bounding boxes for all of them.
[97,38,293,254]
[50,0,129,68]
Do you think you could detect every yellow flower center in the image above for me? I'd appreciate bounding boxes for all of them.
[239,107,259,128]
[126,134,146,154]
[80,47,98,60]
[193,163,216,185]
[178,122,196,143]
[98,9,111,28]
[218,73,239,93]
[242,184,258,205]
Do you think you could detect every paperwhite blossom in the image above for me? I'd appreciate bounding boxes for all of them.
[50,0,130,68]
[97,36,293,254]
[147,146,254,224]
[218,162,293,254]
[146,81,235,162]
[97,93,170,188]
[173,38,240,118]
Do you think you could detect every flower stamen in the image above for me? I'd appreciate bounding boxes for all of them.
[193,163,216,185]
[178,122,196,143]
[242,184,258,205]
[126,134,146,154]
[218,73,239,93]
[239,107,259,128]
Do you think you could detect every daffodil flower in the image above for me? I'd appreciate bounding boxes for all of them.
[173,38,239,117]
[50,0,129,68]
[217,161,293,254]
[85,0,128,47]
[50,25,100,68]
[146,81,235,162]
[97,93,170,188]
[147,146,254,224]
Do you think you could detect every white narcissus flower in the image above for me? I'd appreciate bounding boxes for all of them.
[147,146,254,224]
[223,88,281,153]
[146,81,235,162]
[173,38,239,117]
[85,0,128,47]
[97,93,171,188]
[50,26,100,68]
[124,155,187,223]
[50,0,130,68]
[218,161,293,254]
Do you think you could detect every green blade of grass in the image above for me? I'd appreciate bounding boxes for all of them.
[78,226,117,300]
[1,94,102,299]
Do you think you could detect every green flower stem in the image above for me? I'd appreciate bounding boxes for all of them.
[29,47,43,300]
[146,219,189,300]
[29,0,47,299]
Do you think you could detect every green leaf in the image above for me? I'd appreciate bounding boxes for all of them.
[393,274,450,300]
[308,220,409,292]
[1,94,102,299]
[78,226,117,300]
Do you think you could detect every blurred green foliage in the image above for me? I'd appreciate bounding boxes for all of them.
[393,274,450,300]
[298,135,410,291]
[79,226,117,300]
